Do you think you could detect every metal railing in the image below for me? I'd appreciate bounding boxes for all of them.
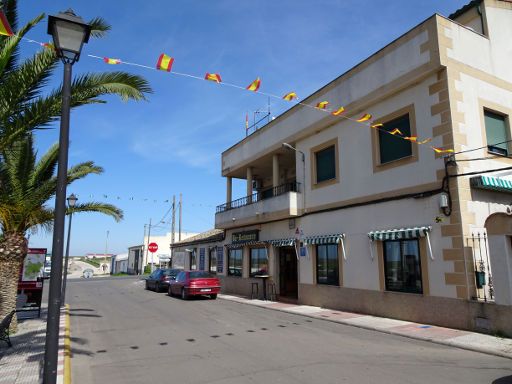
[467,232,494,302]
[216,181,300,213]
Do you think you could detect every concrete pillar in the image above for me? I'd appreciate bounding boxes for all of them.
[246,167,253,196]
[226,177,232,205]
[273,154,280,188]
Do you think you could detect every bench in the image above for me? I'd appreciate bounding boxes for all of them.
[0,310,15,347]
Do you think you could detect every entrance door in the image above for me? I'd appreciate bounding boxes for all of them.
[279,246,298,298]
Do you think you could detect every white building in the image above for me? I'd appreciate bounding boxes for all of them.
[213,0,512,335]
[111,253,128,274]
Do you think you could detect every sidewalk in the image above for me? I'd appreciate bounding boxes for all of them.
[0,306,69,384]
[219,294,512,360]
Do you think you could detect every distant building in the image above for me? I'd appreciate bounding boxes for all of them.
[111,253,128,274]
[170,229,225,271]
[127,245,143,275]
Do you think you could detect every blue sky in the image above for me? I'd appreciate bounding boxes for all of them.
[19,0,470,255]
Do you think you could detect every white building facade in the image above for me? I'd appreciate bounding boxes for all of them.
[214,0,512,335]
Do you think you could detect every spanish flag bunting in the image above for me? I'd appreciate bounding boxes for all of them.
[40,42,55,50]
[156,53,174,72]
[356,113,372,122]
[103,57,121,65]
[404,136,418,142]
[431,146,454,154]
[331,106,345,116]
[316,101,329,110]
[371,123,383,129]
[0,10,13,36]
[417,138,432,145]
[205,73,222,83]
[283,92,297,101]
[246,78,261,92]
[389,128,403,136]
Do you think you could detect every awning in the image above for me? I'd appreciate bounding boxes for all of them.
[470,175,512,193]
[268,238,295,247]
[303,234,345,245]
[225,241,267,249]
[368,226,431,241]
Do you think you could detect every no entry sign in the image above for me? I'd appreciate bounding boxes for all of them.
[148,242,158,253]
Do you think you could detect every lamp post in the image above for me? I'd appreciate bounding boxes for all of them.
[44,10,91,384]
[282,143,306,212]
[61,193,77,306]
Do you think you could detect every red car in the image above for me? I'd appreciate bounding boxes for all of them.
[168,271,221,300]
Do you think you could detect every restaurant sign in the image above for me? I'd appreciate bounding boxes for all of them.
[232,230,259,244]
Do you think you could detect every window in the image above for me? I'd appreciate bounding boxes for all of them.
[209,248,217,274]
[315,145,336,183]
[383,239,422,294]
[176,271,186,283]
[485,110,509,156]
[250,248,268,277]
[228,248,243,277]
[316,244,339,286]
[190,249,197,270]
[379,113,412,164]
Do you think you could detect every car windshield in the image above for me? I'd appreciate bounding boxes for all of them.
[163,269,180,276]
[189,271,214,279]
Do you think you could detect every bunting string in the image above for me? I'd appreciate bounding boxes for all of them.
[4,21,456,155]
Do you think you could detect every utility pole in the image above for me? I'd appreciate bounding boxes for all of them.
[104,230,109,274]
[179,193,182,241]
[141,224,147,274]
[171,195,175,267]
[146,218,153,273]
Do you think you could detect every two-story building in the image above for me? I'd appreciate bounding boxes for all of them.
[214,0,512,335]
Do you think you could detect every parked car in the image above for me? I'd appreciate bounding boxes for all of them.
[145,268,181,292]
[168,271,221,300]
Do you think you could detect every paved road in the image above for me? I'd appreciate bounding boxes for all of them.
[68,277,512,384]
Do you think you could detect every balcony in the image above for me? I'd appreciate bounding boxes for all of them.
[215,182,302,229]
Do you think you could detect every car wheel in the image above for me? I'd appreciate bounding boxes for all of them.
[155,282,161,293]
[181,288,188,300]
[145,281,149,290]
[168,287,172,296]
[210,294,217,300]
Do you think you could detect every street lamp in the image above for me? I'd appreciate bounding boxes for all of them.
[282,143,306,212]
[44,10,91,384]
[61,193,77,306]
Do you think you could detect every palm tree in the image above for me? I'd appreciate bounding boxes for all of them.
[0,135,124,330]
[0,0,152,150]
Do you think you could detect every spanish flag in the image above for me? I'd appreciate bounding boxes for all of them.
[356,113,372,122]
[371,123,383,129]
[431,146,454,154]
[246,78,261,92]
[283,92,297,101]
[156,53,174,72]
[205,73,222,83]
[316,101,329,110]
[103,57,121,65]
[331,106,345,116]
[389,128,403,136]
[0,10,13,36]
[404,136,418,142]
[41,42,55,50]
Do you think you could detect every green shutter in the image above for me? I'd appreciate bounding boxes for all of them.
[379,113,412,164]
[316,145,336,182]
[484,110,508,155]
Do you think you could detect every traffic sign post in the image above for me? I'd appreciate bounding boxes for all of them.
[148,242,158,272]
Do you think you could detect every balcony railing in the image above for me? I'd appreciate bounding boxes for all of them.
[216,182,300,213]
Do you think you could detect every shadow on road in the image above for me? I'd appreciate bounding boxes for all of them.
[69,313,102,318]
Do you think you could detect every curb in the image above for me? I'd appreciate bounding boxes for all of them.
[219,295,512,361]
[56,305,71,384]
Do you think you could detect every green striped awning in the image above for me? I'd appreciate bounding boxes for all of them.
[303,234,345,245]
[225,241,266,249]
[268,238,295,247]
[470,175,512,193]
[368,226,431,241]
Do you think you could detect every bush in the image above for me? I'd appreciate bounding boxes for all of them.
[144,265,152,274]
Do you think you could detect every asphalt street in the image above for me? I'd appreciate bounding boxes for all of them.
[67,276,512,384]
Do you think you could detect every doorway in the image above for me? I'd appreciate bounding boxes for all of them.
[279,246,298,299]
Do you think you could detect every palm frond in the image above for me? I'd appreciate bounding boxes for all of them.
[88,17,111,38]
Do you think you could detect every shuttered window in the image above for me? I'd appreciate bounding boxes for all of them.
[379,113,412,164]
[315,145,336,183]
[485,110,509,156]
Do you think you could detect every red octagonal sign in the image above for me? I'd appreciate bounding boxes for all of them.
[148,242,158,253]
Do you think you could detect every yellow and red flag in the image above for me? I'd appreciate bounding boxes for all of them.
[316,101,329,110]
[205,73,222,83]
[356,113,372,122]
[0,10,13,36]
[371,123,383,129]
[431,146,454,154]
[246,78,261,92]
[331,106,345,116]
[417,138,432,145]
[404,136,418,142]
[389,128,403,136]
[103,57,121,65]
[283,92,297,101]
[156,53,174,72]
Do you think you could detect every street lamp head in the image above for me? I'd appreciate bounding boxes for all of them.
[282,142,295,151]
[67,193,78,208]
[48,9,91,64]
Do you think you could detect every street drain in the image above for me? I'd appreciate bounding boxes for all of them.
[96,350,107,353]
[159,342,168,346]
[130,346,139,350]
[210,335,220,338]
[186,338,195,342]
[247,330,255,333]
[305,320,313,322]
[260,328,268,331]
[225,333,234,336]
[293,322,300,325]
[278,325,286,328]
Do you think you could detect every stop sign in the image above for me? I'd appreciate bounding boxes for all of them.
[148,242,158,253]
